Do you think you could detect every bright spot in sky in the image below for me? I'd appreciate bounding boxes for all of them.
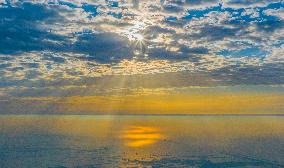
[133,33,144,41]
[120,19,148,42]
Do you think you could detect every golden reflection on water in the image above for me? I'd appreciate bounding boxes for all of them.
[120,126,164,147]
[1,116,284,167]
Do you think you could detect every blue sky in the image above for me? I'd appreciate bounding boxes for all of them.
[0,0,283,113]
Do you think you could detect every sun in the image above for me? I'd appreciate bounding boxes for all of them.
[119,19,149,57]
[132,33,144,41]
[125,32,145,42]
[119,19,147,41]
[132,33,147,57]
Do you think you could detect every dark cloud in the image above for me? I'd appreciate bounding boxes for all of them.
[0,3,134,63]
[190,25,240,41]
[144,26,176,37]
[0,2,69,54]
[146,48,185,60]
[73,32,133,63]
[0,63,11,69]
[184,0,220,5]
[180,46,209,54]
[164,0,220,7]
[163,3,184,12]
[256,20,284,32]
[211,63,284,85]
[0,2,58,21]
[224,0,280,6]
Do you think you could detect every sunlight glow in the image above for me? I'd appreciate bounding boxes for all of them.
[133,33,144,41]
[120,19,147,41]
[121,126,164,147]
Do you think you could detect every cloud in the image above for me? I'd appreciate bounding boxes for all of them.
[0,0,283,94]
[265,45,284,62]
[73,32,133,63]
[222,0,280,8]
[263,8,284,20]
[0,2,69,54]
[1,89,284,114]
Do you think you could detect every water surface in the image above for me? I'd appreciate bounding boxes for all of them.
[0,115,284,168]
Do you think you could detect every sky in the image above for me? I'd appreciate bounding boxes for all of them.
[0,0,284,114]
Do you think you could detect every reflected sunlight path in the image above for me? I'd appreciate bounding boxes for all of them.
[120,126,164,147]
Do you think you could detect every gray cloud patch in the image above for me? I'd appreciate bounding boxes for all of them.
[73,32,133,63]
[0,3,69,54]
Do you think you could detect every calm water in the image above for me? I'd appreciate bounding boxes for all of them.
[0,115,284,168]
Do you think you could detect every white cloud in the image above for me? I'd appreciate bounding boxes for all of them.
[265,45,284,63]
[222,0,280,8]
[263,8,284,20]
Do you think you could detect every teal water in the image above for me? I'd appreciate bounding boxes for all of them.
[0,115,284,168]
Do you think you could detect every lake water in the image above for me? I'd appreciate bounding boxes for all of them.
[0,115,284,168]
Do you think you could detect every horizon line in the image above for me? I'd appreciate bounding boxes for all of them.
[1,113,284,117]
